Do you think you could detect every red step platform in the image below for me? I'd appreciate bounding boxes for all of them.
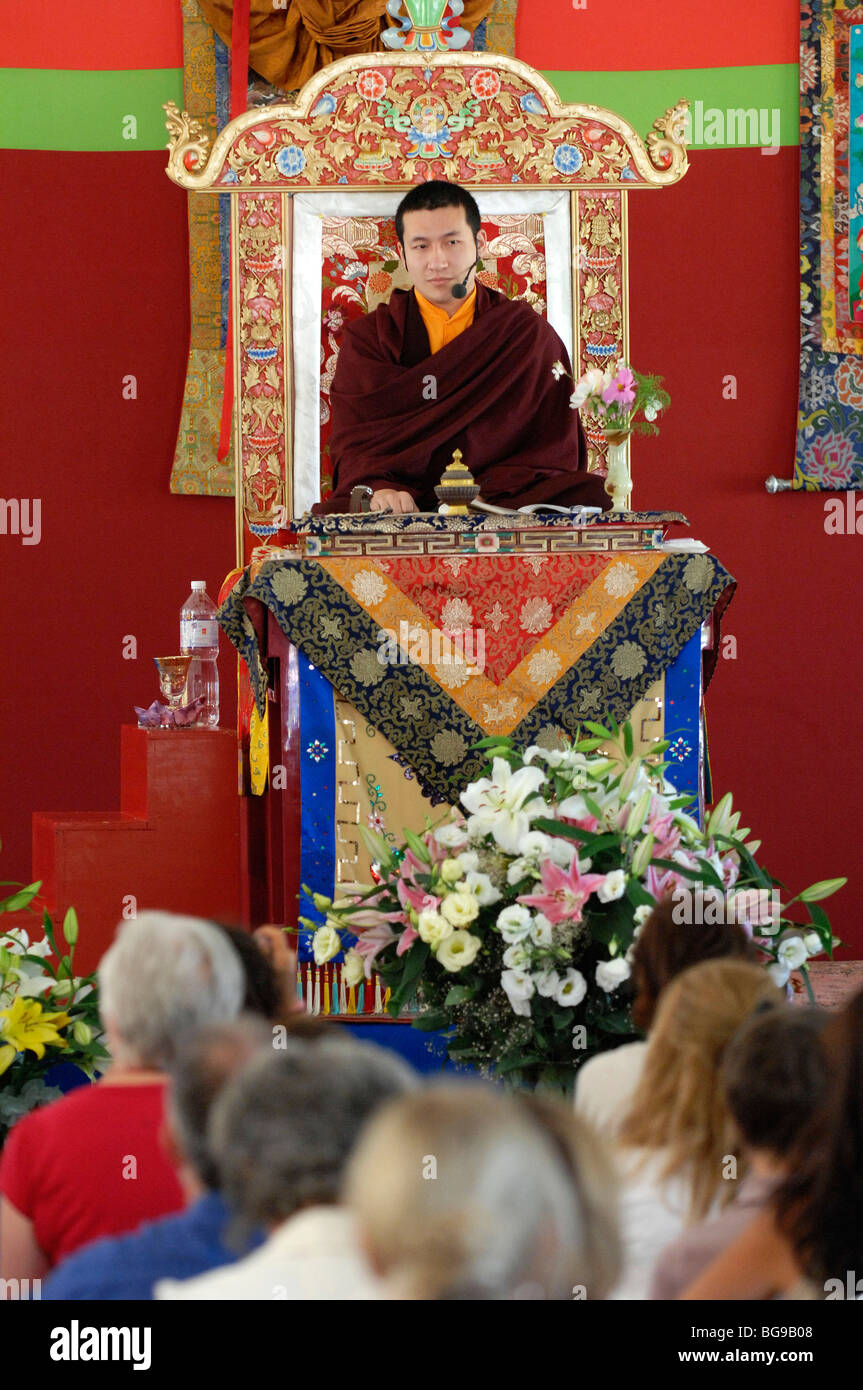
[32,726,242,976]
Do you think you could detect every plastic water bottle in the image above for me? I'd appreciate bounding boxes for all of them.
[180,581,219,728]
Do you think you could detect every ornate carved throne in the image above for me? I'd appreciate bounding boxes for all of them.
[165,4,688,562]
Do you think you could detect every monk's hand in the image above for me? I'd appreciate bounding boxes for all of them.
[370,488,416,514]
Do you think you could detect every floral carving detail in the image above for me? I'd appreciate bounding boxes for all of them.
[350,569,388,605]
[275,145,306,178]
[357,71,387,102]
[553,143,583,175]
[470,70,502,101]
[610,641,647,679]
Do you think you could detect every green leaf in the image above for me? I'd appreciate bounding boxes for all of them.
[470,735,514,750]
[496,1053,543,1075]
[444,984,475,1006]
[411,1009,449,1031]
[388,941,430,1012]
[582,721,612,740]
[650,856,724,890]
[623,722,634,758]
[0,881,42,914]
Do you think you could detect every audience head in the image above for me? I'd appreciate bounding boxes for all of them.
[209,1036,415,1234]
[218,926,283,1020]
[344,1083,607,1300]
[517,1092,622,1299]
[629,892,759,1032]
[775,986,863,1285]
[98,913,246,1069]
[166,1014,273,1192]
[620,958,783,1218]
[721,1005,829,1166]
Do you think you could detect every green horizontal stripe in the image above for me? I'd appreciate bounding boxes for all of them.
[0,63,798,153]
[543,64,799,149]
[0,69,184,151]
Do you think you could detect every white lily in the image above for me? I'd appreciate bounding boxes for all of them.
[460,758,547,855]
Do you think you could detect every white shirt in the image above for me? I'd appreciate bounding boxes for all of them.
[155,1205,378,1301]
[573,1041,649,1141]
[609,1146,712,1301]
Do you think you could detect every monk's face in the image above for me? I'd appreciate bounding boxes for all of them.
[398,206,486,313]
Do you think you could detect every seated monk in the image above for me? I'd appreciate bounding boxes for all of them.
[314,180,611,515]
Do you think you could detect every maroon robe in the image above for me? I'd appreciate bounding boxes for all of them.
[314,282,611,514]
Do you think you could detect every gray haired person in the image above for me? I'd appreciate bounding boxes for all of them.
[156,1036,416,1300]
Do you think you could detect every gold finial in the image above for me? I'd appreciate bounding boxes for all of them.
[434,448,480,515]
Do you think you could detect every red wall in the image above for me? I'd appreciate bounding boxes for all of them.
[0,150,237,891]
[1,16,858,954]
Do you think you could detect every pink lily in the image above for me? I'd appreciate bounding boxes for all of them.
[352,921,398,977]
[396,926,419,957]
[396,879,440,916]
[342,906,406,928]
[518,857,606,925]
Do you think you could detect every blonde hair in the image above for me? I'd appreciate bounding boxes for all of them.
[343,1084,601,1300]
[618,958,782,1220]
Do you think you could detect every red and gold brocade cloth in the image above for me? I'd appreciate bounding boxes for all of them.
[220,543,735,802]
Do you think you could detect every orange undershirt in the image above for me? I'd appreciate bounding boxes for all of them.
[414,286,477,354]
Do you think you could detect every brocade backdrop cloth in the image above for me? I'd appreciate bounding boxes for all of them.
[218,549,735,802]
[796,1,863,488]
[172,0,517,496]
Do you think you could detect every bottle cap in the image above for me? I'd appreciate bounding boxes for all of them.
[191,581,206,590]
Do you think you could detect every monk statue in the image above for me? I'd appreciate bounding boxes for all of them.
[314,180,611,516]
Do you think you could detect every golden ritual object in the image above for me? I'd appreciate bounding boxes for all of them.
[434,448,480,514]
[153,655,192,710]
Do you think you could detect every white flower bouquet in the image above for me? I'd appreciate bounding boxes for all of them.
[305,722,845,1092]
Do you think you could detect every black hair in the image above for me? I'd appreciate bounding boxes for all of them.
[395,179,481,247]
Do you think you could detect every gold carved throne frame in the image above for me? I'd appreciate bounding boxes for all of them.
[164,36,688,571]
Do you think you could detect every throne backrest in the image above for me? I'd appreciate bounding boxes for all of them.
[165,34,688,568]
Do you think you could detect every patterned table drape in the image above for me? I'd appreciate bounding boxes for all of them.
[219,549,735,801]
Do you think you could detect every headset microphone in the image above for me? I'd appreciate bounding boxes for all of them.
[451,259,478,300]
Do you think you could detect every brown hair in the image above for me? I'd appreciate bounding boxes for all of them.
[619,958,782,1220]
[775,987,863,1283]
[721,1007,829,1158]
[630,893,758,1032]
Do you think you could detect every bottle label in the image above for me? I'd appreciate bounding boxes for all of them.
[181,619,218,650]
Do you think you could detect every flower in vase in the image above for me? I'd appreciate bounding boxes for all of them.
[602,367,636,407]
[518,857,606,925]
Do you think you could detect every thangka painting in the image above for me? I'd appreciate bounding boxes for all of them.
[171,0,520,497]
[796,0,863,489]
[318,212,550,500]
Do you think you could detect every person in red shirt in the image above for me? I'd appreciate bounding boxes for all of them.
[0,912,245,1280]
